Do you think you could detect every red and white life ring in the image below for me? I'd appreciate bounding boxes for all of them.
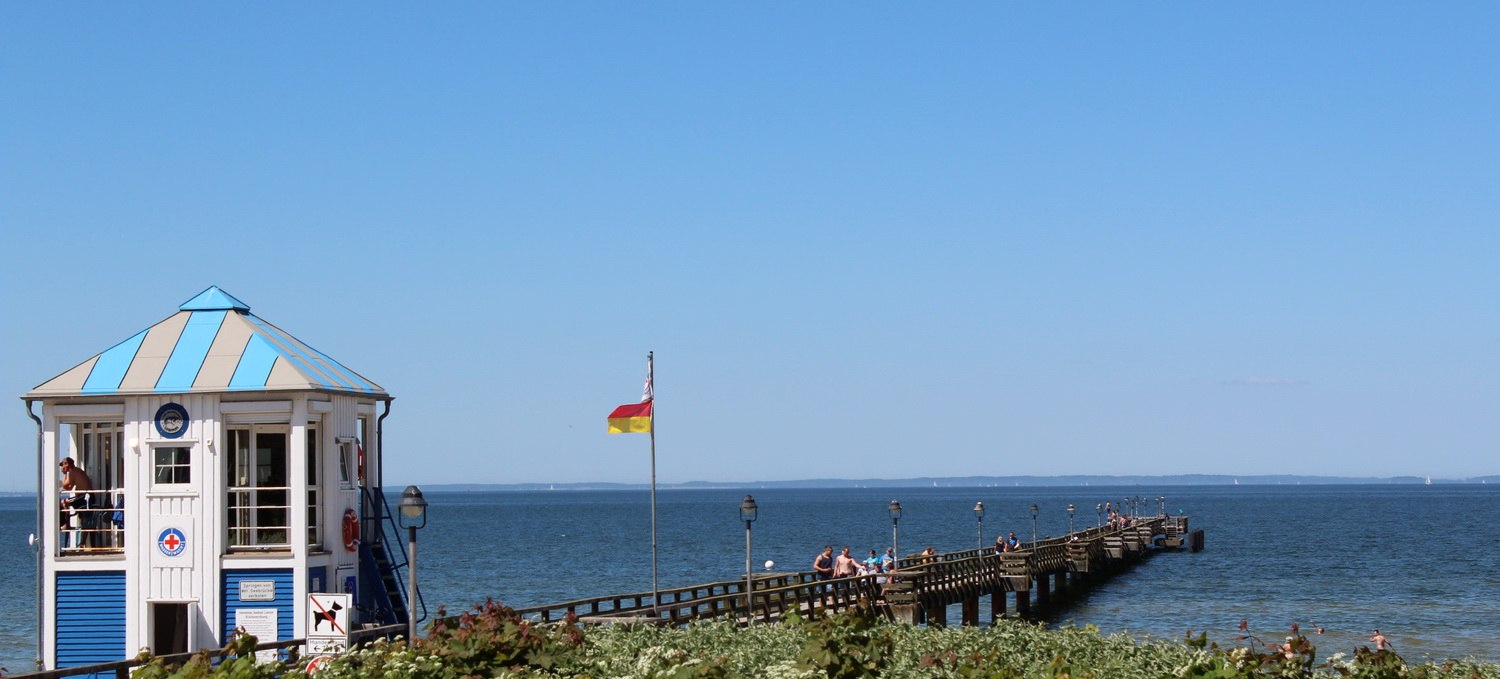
[342,508,360,552]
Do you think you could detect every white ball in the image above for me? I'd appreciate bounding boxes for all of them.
[763,560,775,570]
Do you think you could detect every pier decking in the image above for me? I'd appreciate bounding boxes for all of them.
[515,514,1198,627]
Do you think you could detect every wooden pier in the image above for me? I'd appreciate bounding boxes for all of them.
[515,514,1196,627]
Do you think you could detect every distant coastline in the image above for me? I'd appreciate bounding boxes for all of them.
[420,473,1500,493]
[2,474,1493,497]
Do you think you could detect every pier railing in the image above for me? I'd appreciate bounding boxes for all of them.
[516,515,1186,627]
[11,624,406,679]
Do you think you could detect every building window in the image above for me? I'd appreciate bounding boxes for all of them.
[306,427,321,549]
[153,447,192,484]
[58,421,125,554]
[227,427,289,549]
[226,425,319,550]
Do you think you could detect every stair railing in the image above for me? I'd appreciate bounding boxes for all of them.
[362,486,429,624]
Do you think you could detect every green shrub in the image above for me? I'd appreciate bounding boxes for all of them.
[124,607,1500,679]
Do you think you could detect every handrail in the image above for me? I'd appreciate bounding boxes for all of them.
[516,516,1173,627]
[8,624,406,679]
[226,485,294,549]
[56,488,123,554]
[362,486,428,623]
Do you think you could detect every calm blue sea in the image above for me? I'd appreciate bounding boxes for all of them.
[3,485,1498,671]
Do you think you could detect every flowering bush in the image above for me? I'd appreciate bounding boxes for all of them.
[127,607,1500,679]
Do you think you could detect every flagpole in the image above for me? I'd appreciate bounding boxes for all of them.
[647,351,659,617]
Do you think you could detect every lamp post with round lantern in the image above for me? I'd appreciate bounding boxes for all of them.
[1029,503,1039,546]
[889,500,903,561]
[1067,503,1075,535]
[974,502,985,550]
[397,485,428,645]
[739,495,757,619]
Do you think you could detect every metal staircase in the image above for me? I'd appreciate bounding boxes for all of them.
[358,487,427,628]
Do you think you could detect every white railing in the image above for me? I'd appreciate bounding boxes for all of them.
[307,487,322,549]
[58,488,124,554]
[227,486,291,550]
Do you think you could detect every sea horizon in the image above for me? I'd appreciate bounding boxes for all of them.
[2,472,1496,497]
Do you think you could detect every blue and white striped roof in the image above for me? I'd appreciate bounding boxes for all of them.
[27,287,386,398]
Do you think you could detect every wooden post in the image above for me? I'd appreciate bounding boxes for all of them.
[888,602,920,624]
[990,587,1006,620]
[927,601,947,627]
[1035,574,1050,607]
[1014,589,1031,617]
[961,595,979,626]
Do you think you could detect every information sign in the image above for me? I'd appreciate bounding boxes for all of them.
[233,608,279,663]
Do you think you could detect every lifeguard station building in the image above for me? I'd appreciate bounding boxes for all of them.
[23,287,415,671]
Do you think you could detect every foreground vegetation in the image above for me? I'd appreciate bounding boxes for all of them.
[132,601,1498,679]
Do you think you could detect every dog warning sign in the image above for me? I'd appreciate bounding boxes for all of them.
[306,593,351,656]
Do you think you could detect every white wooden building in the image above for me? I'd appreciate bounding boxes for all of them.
[23,287,412,672]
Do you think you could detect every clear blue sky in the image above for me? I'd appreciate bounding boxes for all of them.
[3,4,1497,490]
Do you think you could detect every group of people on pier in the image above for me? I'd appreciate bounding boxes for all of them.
[813,545,900,580]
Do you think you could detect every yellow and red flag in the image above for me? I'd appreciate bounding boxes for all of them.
[607,400,653,434]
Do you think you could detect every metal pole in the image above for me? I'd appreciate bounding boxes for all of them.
[406,524,418,644]
[648,352,659,616]
[892,519,899,562]
[744,520,753,620]
[977,515,983,551]
[26,401,44,671]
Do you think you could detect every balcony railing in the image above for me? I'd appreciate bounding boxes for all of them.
[58,486,325,554]
[228,486,291,550]
[58,489,124,554]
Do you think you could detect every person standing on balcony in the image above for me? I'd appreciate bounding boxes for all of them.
[59,457,94,548]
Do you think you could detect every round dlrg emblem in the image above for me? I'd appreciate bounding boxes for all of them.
[155,403,188,439]
[158,527,187,557]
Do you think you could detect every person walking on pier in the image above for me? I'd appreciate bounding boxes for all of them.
[813,546,835,606]
[813,546,834,580]
[834,547,859,578]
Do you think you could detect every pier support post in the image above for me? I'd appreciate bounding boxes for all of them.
[927,602,947,627]
[990,588,1005,620]
[1035,574,1050,608]
[1014,590,1031,617]
[889,603,921,625]
[961,596,979,626]
[1054,572,1067,595]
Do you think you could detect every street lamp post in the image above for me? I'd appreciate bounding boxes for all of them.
[397,485,428,645]
[739,495,757,620]
[1158,496,1166,517]
[1029,503,1038,546]
[1067,503,1075,535]
[889,500,902,562]
[1095,503,1103,527]
[974,502,985,550]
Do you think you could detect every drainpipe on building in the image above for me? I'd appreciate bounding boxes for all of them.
[25,400,44,671]
[376,399,394,540]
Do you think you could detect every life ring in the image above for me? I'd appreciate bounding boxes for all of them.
[342,509,360,552]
